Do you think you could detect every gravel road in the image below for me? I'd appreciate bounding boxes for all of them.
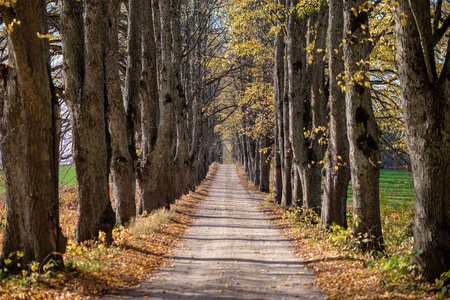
[108,164,324,299]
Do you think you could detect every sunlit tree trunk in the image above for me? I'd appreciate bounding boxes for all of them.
[0,0,66,266]
[138,0,160,214]
[172,0,191,198]
[259,137,271,193]
[286,0,307,208]
[273,32,283,202]
[60,0,115,243]
[153,0,176,209]
[343,0,383,252]
[321,0,351,229]
[395,0,450,281]
[108,0,136,225]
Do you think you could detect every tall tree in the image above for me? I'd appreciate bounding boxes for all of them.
[273,28,284,204]
[321,0,351,229]
[0,0,66,265]
[281,1,292,207]
[151,0,176,209]
[395,0,450,281]
[60,0,115,243]
[286,0,308,208]
[343,0,383,252]
[138,0,160,214]
[108,0,136,225]
[172,0,191,198]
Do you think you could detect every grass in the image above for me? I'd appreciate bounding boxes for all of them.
[59,164,77,189]
[344,169,415,206]
[129,208,175,237]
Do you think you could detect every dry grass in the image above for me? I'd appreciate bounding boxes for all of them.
[129,208,175,237]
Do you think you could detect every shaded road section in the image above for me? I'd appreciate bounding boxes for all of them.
[108,164,324,299]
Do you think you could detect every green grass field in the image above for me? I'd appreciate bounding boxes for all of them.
[346,169,415,206]
[58,164,77,189]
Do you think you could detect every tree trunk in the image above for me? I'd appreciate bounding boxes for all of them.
[254,139,261,188]
[395,0,450,282]
[291,167,302,207]
[304,1,328,213]
[286,0,307,208]
[138,0,160,214]
[172,0,191,198]
[108,0,136,225]
[153,0,176,209]
[274,28,284,204]
[60,0,115,243]
[0,0,66,266]
[321,0,351,230]
[259,137,271,193]
[343,0,383,252]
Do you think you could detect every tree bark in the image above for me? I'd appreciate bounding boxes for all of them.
[395,0,450,282]
[259,137,271,193]
[154,0,176,209]
[60,0,115,243]
[108,0,136,225]
[172,0,191,198]
[0,0,66,266]
[286,0,307,208]
[138,0,160,214]
[343,0,383,252]
[321,0,351,229]
[273,30,284,203]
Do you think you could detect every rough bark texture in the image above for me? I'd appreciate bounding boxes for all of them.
[281,2,292,207]
[304,1,328,212]
[259,137,271,193]
[60,0,115,243]
[343,0,383,252]
[108,0,136,225]
[0,0,66,266]
[287,0,307,208]
[396,0,450,282]
[321,0,351,229]
[138,0,160,214]
[172,0,191,199]
[152,0,176,209]
[273,27,284,204]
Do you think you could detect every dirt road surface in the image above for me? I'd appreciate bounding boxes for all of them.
[108,165,324,299]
